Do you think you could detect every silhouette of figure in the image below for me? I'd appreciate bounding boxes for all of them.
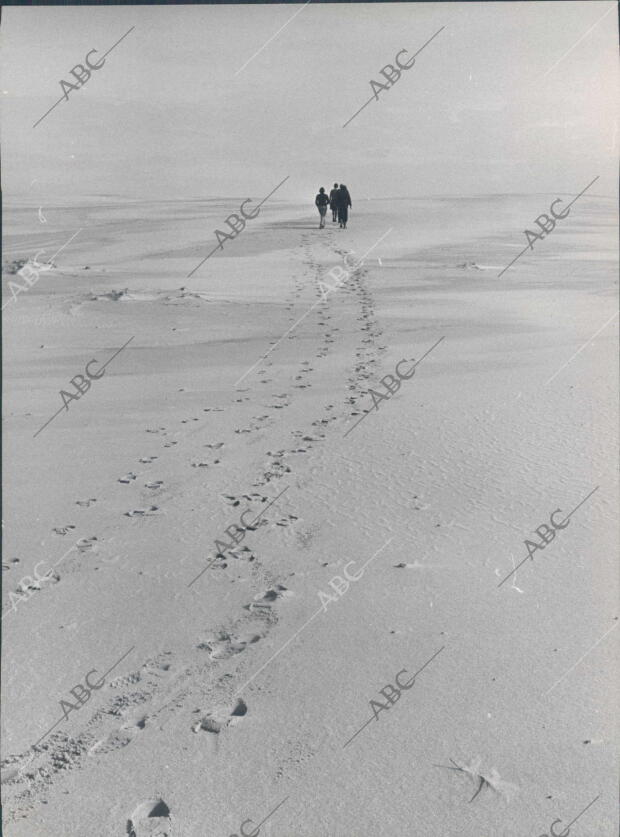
[315,187,329,229]
[329,182,339,222]
[336,184,352,229]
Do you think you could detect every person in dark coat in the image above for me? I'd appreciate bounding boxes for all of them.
[329,183,339,222]
[336,184,352,229]
[315,187,329,229]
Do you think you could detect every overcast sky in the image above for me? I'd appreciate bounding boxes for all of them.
[1,2,617,202]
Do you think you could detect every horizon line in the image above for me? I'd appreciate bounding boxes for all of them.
[2,190,615,204]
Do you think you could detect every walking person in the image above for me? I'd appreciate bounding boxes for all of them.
[329,183,339,222]
[315,187,329,229]
[336,184,352,229]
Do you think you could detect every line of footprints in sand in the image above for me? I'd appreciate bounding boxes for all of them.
[77,599,294,836]
[3,432,305,810]
[2,623,287,833]
[5,256,385,611]
[6,259,384,631]
[2,251,394,834]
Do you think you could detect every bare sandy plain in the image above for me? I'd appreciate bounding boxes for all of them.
[2,191,618,836]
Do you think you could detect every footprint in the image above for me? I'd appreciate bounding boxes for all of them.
[89,696,151,757]
[139,456,158,464]
[226,545,256,562]
[77,536,97,552]
[52,525,75,535]
[394,561,434,570]
[16,572,58,594]
[257,585,291,601]
[192,717,223,734]
[145,481,163,489]
[247,585,293,611]
[121,714,148,731]
[275,514,298,527]
[191,698,248,734]
[230,698,247,718]
[119,473,137,484]
[127,798,172,837]
[109,669,142,689]
[76,498,97,507]
[90,729,134,756]
[125,506,159,517]
[197,632,261,660]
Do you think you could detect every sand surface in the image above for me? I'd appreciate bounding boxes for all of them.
[2,192,618,836]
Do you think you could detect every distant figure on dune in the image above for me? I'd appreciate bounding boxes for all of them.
[329,182,339,222]
[336,184,352,229]
[315,187,329,229]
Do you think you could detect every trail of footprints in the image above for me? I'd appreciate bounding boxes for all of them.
[6,242,382,613]
[2,238,394,829]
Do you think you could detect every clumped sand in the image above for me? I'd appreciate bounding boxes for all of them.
[2,193,618,835]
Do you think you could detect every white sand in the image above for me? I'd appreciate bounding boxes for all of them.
[2,193,618,836]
